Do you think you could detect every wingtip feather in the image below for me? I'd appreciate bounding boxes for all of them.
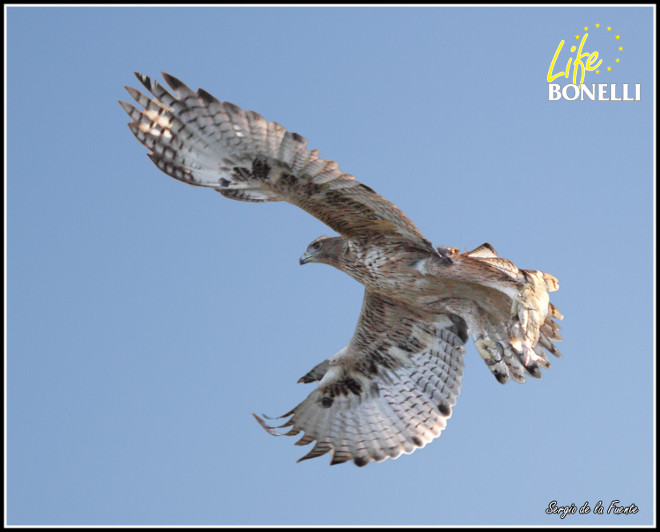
[161,71,185,91]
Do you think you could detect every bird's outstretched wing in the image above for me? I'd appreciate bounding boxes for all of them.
[254,291,467,466]
[119,72,432,250]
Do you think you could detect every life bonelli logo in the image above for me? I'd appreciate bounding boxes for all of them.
[547,23,640,101]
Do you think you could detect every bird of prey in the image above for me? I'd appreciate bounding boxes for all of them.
[119,73,563,467]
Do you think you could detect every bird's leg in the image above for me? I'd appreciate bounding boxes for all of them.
[523,342,544,366]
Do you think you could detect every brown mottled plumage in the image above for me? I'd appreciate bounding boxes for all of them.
[120,73,563,467]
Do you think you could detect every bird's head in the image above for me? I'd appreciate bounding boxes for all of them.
[299,235,349,267]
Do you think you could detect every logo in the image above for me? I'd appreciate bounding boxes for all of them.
[547,23,641,101]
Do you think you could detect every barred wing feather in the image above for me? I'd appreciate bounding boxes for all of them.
[119,72,432,249]
[254,292,467,466]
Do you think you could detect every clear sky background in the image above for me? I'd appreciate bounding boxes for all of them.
[6,5,655,526]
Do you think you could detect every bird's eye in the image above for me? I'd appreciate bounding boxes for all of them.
[311,242,321,251]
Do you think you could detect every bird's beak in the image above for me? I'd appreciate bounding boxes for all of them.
[299,252,311,265]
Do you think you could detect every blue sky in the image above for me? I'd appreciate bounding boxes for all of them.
[7,5,654,526]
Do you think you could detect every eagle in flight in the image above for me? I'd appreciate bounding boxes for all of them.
[120,73,563,467]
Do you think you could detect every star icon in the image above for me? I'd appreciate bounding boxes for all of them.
[616,35,620,39]
[595,23,600,27]
[607,66,612,71]
[619,46,623,51]
[584,26,589,31]
[607,26,612,31]
[616,58,620,63]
